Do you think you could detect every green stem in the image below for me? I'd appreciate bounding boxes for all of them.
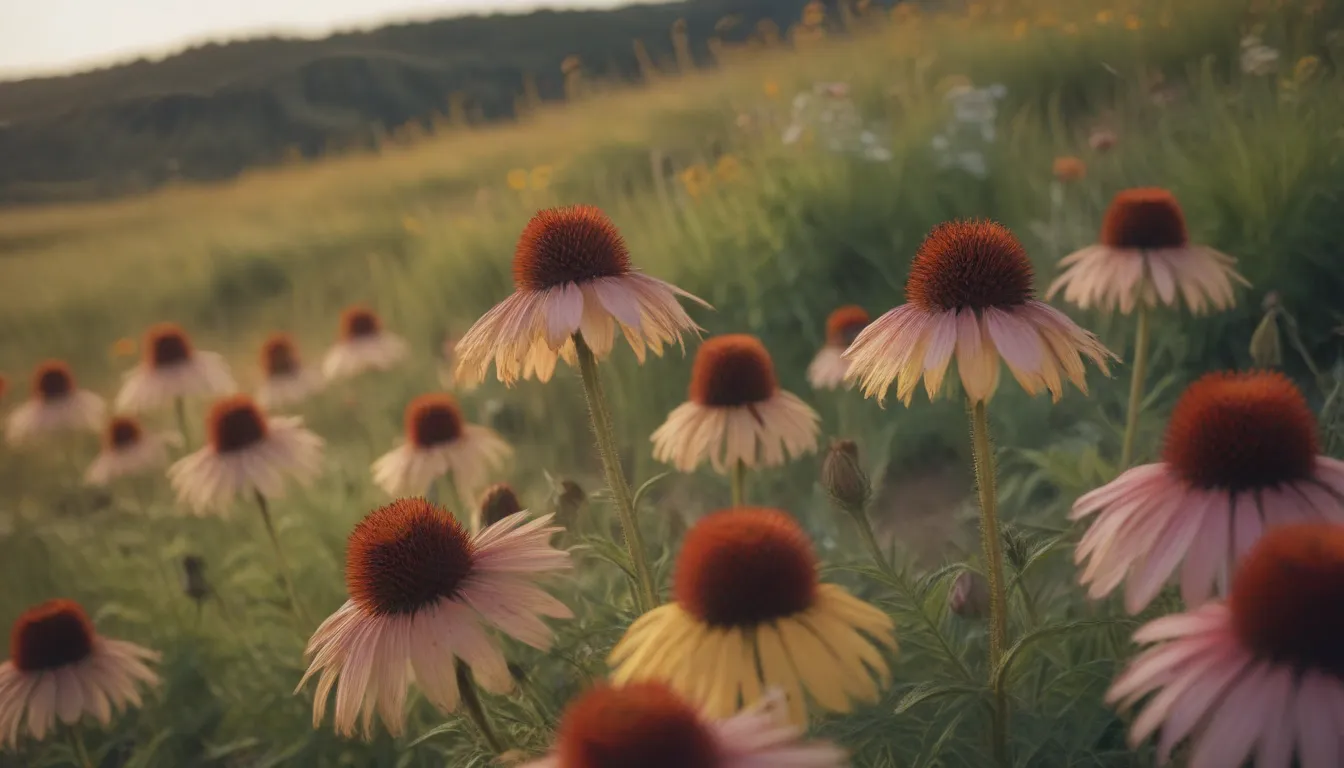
[853,507,891,577]
[68,728,92,768]
[174,396,191,451]
[571,335,658,612]
[969,400,1010,767]
[730,459,747,506]
[253,490,310,625]
[456,660,506,754]
[1120,303,1151,470]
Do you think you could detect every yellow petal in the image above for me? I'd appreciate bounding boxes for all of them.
[777,619,853,713]
[757,625,808,725]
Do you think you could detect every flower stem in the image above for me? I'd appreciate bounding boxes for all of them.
[174,396,191,451]
[456,660,506,755]
[1120,302,1151,470]
[68,727,92,768]
[853,506,892,578]
[571,335,658,613]
[253,490,309,625]
[969,400,1009,767]
[730,459,747,506]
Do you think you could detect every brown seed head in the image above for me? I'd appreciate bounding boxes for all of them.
[206,394,269,454]
[479,483,524,528]
[143,323,194,369]
[404,394,465,449]
[1100,188,1189,250]
[688,335,778,407]
[260,333,300,377]
[904,221,1035,312]
[31,360,74,401]
[106,416,143,450]
[555,682,720,768]
[10,599,96,672]
[512,205,632,291]
[825,306,870,347]
[340,306,383,340]
[345,498,475,616]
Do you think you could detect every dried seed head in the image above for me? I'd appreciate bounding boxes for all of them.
[904,220,1034,312]
[512,205,632,291]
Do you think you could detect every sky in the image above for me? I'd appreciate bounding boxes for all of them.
[0,0,630,77]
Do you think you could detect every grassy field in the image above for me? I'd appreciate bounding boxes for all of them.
[2,0,1344,765]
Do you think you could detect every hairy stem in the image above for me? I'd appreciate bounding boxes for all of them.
[572,335,658,612]
[456,660,506,755]
[969,400,1010,767]
[1120,303,1151,470]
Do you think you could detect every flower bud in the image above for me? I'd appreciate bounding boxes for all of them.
[479,483,524,528]
[1250,306,1282,369]
[948,570,989,619]
[821,439,870,512]
[181,555,211,605]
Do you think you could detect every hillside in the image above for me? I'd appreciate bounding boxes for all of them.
[0,0,825,204]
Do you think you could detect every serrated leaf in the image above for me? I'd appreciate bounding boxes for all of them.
[407,721,466,749]
[893,682,981,715]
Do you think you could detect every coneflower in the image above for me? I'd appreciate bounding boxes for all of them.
[321,305,409,381]
[84,415,174,485]
[115,324,236,442]
[1072,371,1344,613]
[478,483,524,529]
[1046,188,1248,467]
[651,334,819,505]
[372,394,511,510]
[0,599,159,748]
[1108,523,1344,768]
[806,306,869,391]
[296,498,571,741]
[454,206,711,611]
[5,360,105,446]
[609,507,895,725]
[255,333,325,410]
[520,682,848,768]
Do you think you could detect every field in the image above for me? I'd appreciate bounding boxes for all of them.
[2,0,1344,766]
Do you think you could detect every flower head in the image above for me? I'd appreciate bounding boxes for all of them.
[321,305,408,381]
[454,205,709,385]
[1048,188,1247,314]
[1072,371,1344,613]
[653,336,819,473]
[297,498,571,738]
[5,360,105,445]
[372,394,512,507]
[1052,156,1087,183]
[845,220,1113,405]
[116,323,235,413]
[85,415,173,485]
[255,332,324,409]
[808,307,869,390]
[0,599,159,747]
[1109,523,1344,767]
[521,682,847,768]
[610,507,895,723]
[479,483,524,529]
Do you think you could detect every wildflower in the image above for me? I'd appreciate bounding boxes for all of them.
[1047,188,1247,315]
[115,323,236,414]
[296,498,571,737]
[844,220,1113,405]
[1071,371,1344,613]
[1088,128,1118,152]
[530,165,554,191]
[764,80,780,97]
[1240,35,1281,76]
[169,394,324,514]
[321,305,409,381]
[110,337,137,359]
[609,507,896,723]
[651,335,819,474]
[520,682,847,768]
[808,306,869,390]
[85,416,174,485]
[821,438,870,512]
[0,599,159,747]
[1293,54,1322,83]
[1096,9,1115,24]
[401,215,424,235]
[1108,523,1344,767]
[1052,156,1087,183]
[1123,14,1142,30]
[372,394,511,506]
[507,169,530,191]
[714,154,742,183]
[479,483,523,529]
[255,333,325,410]
[1012,19,1029,38]
[454,206,709,385]
[5,360,106,446]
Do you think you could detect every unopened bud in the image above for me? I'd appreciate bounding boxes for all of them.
[554,479,586,523]
[479,483,524,528]
[948,570,989,619]
[1250,308,1282,368]
[821,439,870,512]
[181,555,211,604]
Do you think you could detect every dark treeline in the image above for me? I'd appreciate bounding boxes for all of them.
[0,0,845,204]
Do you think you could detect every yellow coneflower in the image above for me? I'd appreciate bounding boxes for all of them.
[651,334,819,475]
[5,360,106,446]
[321,305,409,381]
[372,394,512,507]
[0,599,159,747]
[454,205,709,385]
[115,323,236,414]
[255,332,325,410]
[521,682,847,768]
[808,306,869,390]
[610,507,896,724]
[296,498,571,738]
[85,416,174,486]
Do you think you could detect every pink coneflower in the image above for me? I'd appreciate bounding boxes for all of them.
[1072,371,1344,613]
[296,498,572,738]
[168,394,324,514]
[1108,523,1344,767]
[372,394,512,506]
[4,360,105,446]
[0,599,159,747]
[321,305,409,381]
[255,333,324,410]
[652,335,819,474]
[1047,188,1247,315]
[843,220,1114,405]
[807,306,869,390]
[520,682,848,768]
[454,205,710,385]
[84,416,174,485]
[115,323,236,413]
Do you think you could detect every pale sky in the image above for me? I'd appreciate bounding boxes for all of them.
[0,0,631,78]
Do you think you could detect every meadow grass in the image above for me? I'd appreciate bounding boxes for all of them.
[2,0,1343,765]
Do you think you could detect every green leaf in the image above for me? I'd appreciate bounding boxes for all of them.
[575,535,636,579]
[121,729,173,768]
[408,721,467,749]
[892,681,981,715]
[992,619,1137,691]
[631,471,672,510]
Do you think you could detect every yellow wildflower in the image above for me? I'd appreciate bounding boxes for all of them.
[1294,55,1322,82]
[1124,14,1142,30]
[529,165,554,191]
[1012,19,1030,38]
[506,169,529,191]
[802,0,826,27]
[1096,9,1115,24]
[401,215,424,236]
[110,337,137,359]
[679,164,713,199]
[764,80,781,98]
[714,154,742,183]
